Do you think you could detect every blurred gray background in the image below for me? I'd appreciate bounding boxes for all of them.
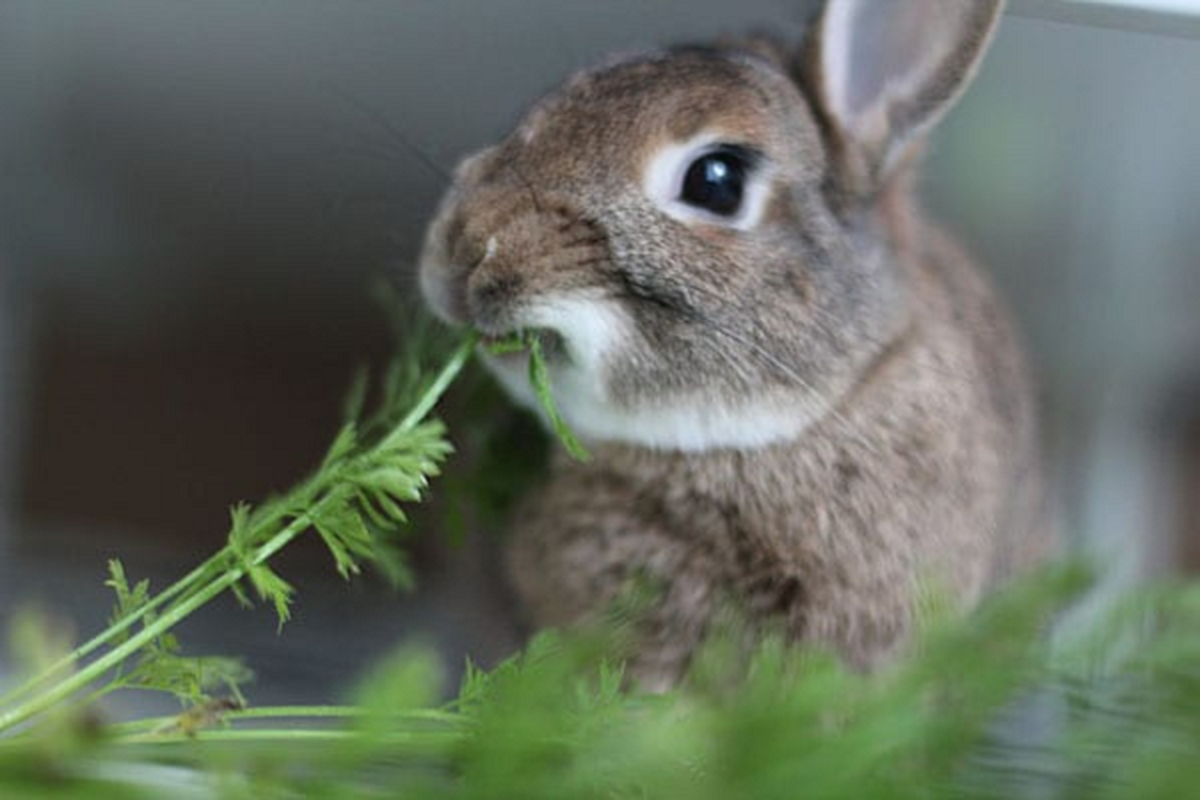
[0,0,1197,708]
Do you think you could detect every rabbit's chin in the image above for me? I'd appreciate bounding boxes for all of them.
[480,293,828,453]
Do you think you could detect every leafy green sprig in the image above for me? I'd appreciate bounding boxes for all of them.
[0,332,479,735]
[6,565,1197,800]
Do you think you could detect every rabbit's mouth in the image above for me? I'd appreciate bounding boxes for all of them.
[479,327,567,364]
[474,292,632,418]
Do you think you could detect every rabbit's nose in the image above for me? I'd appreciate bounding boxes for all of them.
[465,229,533,333]
[422,202,508,326]
[470,265,526,320]
[444,184,604,332]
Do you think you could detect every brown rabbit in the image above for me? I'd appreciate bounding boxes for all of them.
[419,0,1049,690]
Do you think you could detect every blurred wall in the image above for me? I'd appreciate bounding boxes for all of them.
[0,0,811,547]
[927,9,1200,585]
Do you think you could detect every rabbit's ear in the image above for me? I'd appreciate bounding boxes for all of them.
[813,0,1003,184]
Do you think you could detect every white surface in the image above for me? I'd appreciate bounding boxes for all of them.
[1072,0,1200,15]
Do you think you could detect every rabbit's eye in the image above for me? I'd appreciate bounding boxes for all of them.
[644,138,766,230]
[680,149,749,216]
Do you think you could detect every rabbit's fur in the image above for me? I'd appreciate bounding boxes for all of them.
[419,0,1049,690]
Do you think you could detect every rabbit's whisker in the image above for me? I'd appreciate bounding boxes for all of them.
[325,85,454,187]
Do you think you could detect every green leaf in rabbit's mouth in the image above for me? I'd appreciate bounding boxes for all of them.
[482,328,562,358]
[480,330,529,355]
[481,329,590,462]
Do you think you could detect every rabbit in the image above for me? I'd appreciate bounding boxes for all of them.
[418,0,1050,691]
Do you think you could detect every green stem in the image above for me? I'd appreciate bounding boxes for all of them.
[112,728,465,750]
[227,705,465,728]
[398,331,479,432]
[103,705,465,738]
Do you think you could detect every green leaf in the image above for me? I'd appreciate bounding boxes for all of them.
[123,647,252,707]
[312,500,376,580]
[353,645,442,722]
[354,467,424,503]
[340,366,370,425]
[354,489,398,530]
[367,541,414,590]
[526,333,591,461]
[484,332,529,355]
[104,559,150,629]
[104,559,129,605]
[228,502,255,550]
[365,489,409,526]
[483,330,591,461]
[322,422,359,469]
[246,565,294,629]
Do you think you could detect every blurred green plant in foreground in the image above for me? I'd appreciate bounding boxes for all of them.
[0,326,1196,799]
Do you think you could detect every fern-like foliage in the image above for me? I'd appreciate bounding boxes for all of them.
[0,331,475,736]
[4,564,1184,800]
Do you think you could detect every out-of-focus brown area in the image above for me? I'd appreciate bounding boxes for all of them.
[19,307,378,550]
[1161,375,1200,574]
[1181,441,1200,573]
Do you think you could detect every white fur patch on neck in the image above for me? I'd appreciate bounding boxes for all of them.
[483,293,825,453]
[572,391,826,452]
